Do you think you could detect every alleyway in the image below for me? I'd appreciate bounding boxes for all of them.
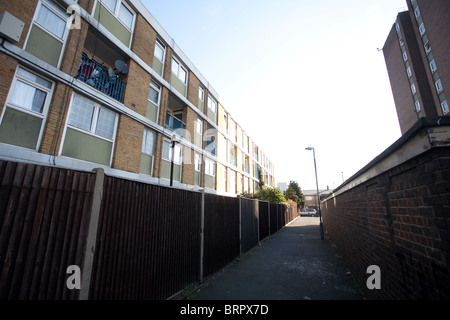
[192,217,363,300]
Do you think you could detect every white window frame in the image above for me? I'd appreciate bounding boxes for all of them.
[407,66,412,78]
[435,80,443,93]
[25,0,70,69]
[141,128,156,175]
[142,128,156,156]
[415,100,421,112]
[207,95,217,114]
[411,83,416,95]
[442,101,449,115]
[171,57,188,85]
[99,0,136,33]
[205,158,216,177]
[0,66,54,150]
[195,153,201,173]
[154,38,166,63]
[199,87,204,102]
[424,42,432,54]
[162,139,182,165]
[403,52,408,62]
[414,7,420,18]
[419,23,426,36]
[196,118,203,136]
[66,93,118,143]
[430,60,437,73]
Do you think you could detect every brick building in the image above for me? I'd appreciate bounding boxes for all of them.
[383,0,449,135]
[0,0,275,195]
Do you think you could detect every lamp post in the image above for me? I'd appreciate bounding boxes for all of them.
[305,147,324,240]
[170,134,177,187]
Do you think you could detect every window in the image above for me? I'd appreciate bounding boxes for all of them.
[25,0,70,67]
[154,39,165,62]
[415,101,421,112]
[68,93,117,140]
[411,83,416,95]
[195,153,201,172]
[171,58,187,84]
[36,0,68,40]
[430,60,437,73]
[100,0,135,31]
[442,101,449,115]
[435,80,443,93]
[403,52,408,62]
[142,128,156,156]
[196,118,203,135]
[424,42,431,54]
[396,22,400,32]
[199,87,204,102]
[415,7,420,18]
[419,23,426,36]
[9,67,53,114]
[205,158,216,176]
[407,66,412,78]
[207,96,217,113]
[148,81,161,105]
[0,67,54,149]
[162,140,182,164]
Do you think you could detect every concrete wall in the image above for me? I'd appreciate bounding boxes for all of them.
[321,117,450,299]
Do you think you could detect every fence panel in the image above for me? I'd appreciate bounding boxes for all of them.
[240,197,259,254]
[203,194,239,278]
[89,176,201,300]
[0,161,95,300]
[258,201,270,240]
[269,203,279,235]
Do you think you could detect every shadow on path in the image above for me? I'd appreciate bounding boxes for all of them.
[192,217,363,300]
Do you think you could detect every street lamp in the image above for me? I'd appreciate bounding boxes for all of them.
[170,133,178,187]
[305,147,324,240]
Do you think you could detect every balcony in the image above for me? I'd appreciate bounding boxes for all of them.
[165,111,186,138]
[75,53,127,103]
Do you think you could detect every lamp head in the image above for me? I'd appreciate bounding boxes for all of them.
[305,147,313,151]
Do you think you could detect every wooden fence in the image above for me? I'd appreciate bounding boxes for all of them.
[0,160,297,300]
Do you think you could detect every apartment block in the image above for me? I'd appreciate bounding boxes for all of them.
[0,0,275,195]
[383,0,449,135]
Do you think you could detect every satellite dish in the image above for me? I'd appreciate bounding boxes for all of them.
[115,60,129,74]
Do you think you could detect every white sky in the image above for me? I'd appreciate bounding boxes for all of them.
[140,0,407,190]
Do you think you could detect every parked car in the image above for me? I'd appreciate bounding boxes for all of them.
[300,208,317,216]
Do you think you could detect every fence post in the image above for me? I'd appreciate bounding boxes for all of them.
[238,196,242,255]
[199,191,205,283]
[79,168,104,300]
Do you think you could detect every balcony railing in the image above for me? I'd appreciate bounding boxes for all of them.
[75,53,127,103]
[165,112,186,138]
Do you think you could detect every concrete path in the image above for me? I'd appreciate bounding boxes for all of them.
[192,217,363,300]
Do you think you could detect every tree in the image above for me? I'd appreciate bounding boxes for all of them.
[285,180,305,209]
[253,185,286,204]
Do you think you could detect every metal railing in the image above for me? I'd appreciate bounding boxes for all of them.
[75,53,127,103]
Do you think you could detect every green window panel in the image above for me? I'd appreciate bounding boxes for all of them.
[160,159,181,182]
[93,2,132,47]
[62,127,113,166]
[25,25,63,67]
[207,108,216,124]
[152,58,163,77]
[139,153,153,175]
[170,74,187,97]
[204,175,215,190]
[146,101,158,123]
[198,100,204,113]
[195,171,200,186]
[0,108,42,149]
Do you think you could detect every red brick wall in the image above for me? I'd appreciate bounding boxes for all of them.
[322,147,450,299]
